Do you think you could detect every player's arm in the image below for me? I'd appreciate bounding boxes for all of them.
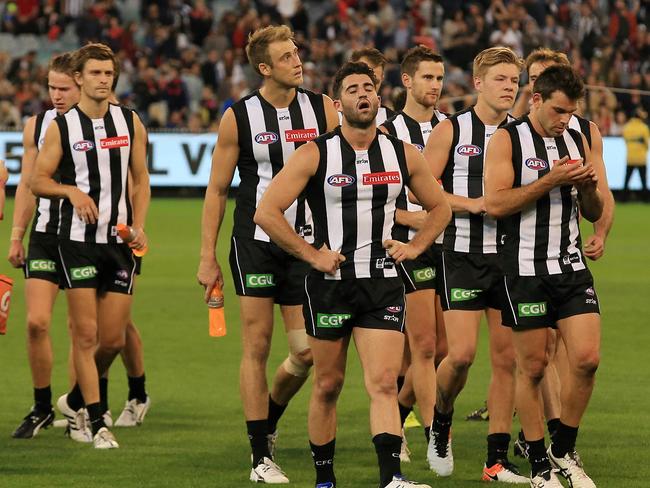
[254,142,344,275]
[31,121,99,224]
[511,86,532,118]
[485,129,601,218]
[323,94,341,131]
[583,122,614,260]
[384,144,451,263]
[423,119,484,214]
[7,117,38,267]
[128,114,151,252]
[575,134,603,223]
[197,108,240,300]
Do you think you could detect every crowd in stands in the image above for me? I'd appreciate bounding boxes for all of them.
[1,0,650,134]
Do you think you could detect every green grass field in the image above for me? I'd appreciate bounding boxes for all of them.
[0,198,648,487]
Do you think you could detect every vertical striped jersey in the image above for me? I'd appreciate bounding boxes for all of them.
[31,108,60,235]
[441,107,515,254]
[568,114,592,148]
[382,109,447,241]
[231,88,328,243]
[55,104,134,243]
[500,116,587,276]
[307,127,409,280]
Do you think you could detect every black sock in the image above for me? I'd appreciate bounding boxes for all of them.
[127,374,147,402]
[86,402,106,436]
[373,432,401,487]
[247,419,271,466]
[396,375,405,393]
[398,402,412,427]
[267,395,288,434]
[546,418,560,440]
[527,438,551,477]
[67,384,84,411]
[99,377,109,413]
[518,429,526,443]
[310,438,336,485]
[551,422,578,458]
[424,426,431,443]
[432,407,453,433]
[486,433,511,467]
[34,386,52,411]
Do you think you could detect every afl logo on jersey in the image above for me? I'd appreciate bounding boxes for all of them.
[457,144,482,156]
[327,174,356,187]
[525,158,548,170]
[413,143,424,152]
[73,140,94,152]
[255,132,278,144]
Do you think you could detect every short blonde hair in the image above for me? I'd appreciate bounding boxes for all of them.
[525,48,570,72]
[246,25,295,76]
[473,46,523,78]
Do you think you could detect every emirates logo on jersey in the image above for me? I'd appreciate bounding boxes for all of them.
[457,144,482,156]
[362,171,401,185]
[525,158,548,171]
[73,140,94,152]
[285,128,317,142]
[254,132,279,144]
[327,174,355,187]
[100,136,129,149]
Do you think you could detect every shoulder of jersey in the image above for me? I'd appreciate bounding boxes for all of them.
[446,106,472,121]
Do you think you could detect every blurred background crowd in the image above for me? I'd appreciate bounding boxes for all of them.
[1,0,650,134]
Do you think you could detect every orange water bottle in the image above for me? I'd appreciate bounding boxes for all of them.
[116,223,148,257]
[0,275,14,335]
[208,284,226,337]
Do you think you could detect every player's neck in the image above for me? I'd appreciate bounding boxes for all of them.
[403,96,435,122]
[529,112,554,138]
[341,122,376,150]
[259,82,296,108]
[78,96,109,119]
[474,98,508,126]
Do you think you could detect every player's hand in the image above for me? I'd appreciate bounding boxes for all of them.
[383,239,422,263]
[7,240,26,268]
[68,188,98,224]
[573,163,598,193]
[129,227,147,251]
[469,197,486,215]
[583,234,605,261]
[197,257,224,303]
[310,243,345,275]
[548,157,591,187]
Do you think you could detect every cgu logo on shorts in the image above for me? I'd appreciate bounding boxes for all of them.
[28,259,56,273]
[525,158,548,171]
[450,288,481,301]
[100,136,129,149]
[73,140,94,152]
[254,132,279,144]
[70,266,97,280]
[457,144,482,156]
[362,171,401,185]
[518,301,547,317]
[327,174,355,187]
[246,274,275,288]
[285,128,317,142]
[317,313,351,328]
[413,267,435,282]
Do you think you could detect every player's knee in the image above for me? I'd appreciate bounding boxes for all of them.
[409,333,436,361]
[367,369,399,398]
[448,348,475,372]
[72,328,98,351]
[574,351,600,377]
[491,348,516,375]
[282,329,312,377]
[98,336,126,356]
[520,357,548,383]
[243,339,272,365]
[314,373,344,404]
[26,314,50,340]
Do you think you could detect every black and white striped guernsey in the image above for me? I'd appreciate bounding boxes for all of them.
[231,88,328,243]
[55,103,134,243]
[382,110,447,241]
[500,116,587,276]
[442,107,515,254]
[306,127,409,280]
[568,114,592,148]
[31,108,60,235]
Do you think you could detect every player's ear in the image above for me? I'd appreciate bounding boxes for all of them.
[333,99,342,111]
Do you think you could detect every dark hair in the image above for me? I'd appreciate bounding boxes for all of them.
[72,43,118,75]
[48,52,75,77]
[350,47,387,68]
[332,62,378,98]
[401,45,443,77]
[533,64,585,101]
